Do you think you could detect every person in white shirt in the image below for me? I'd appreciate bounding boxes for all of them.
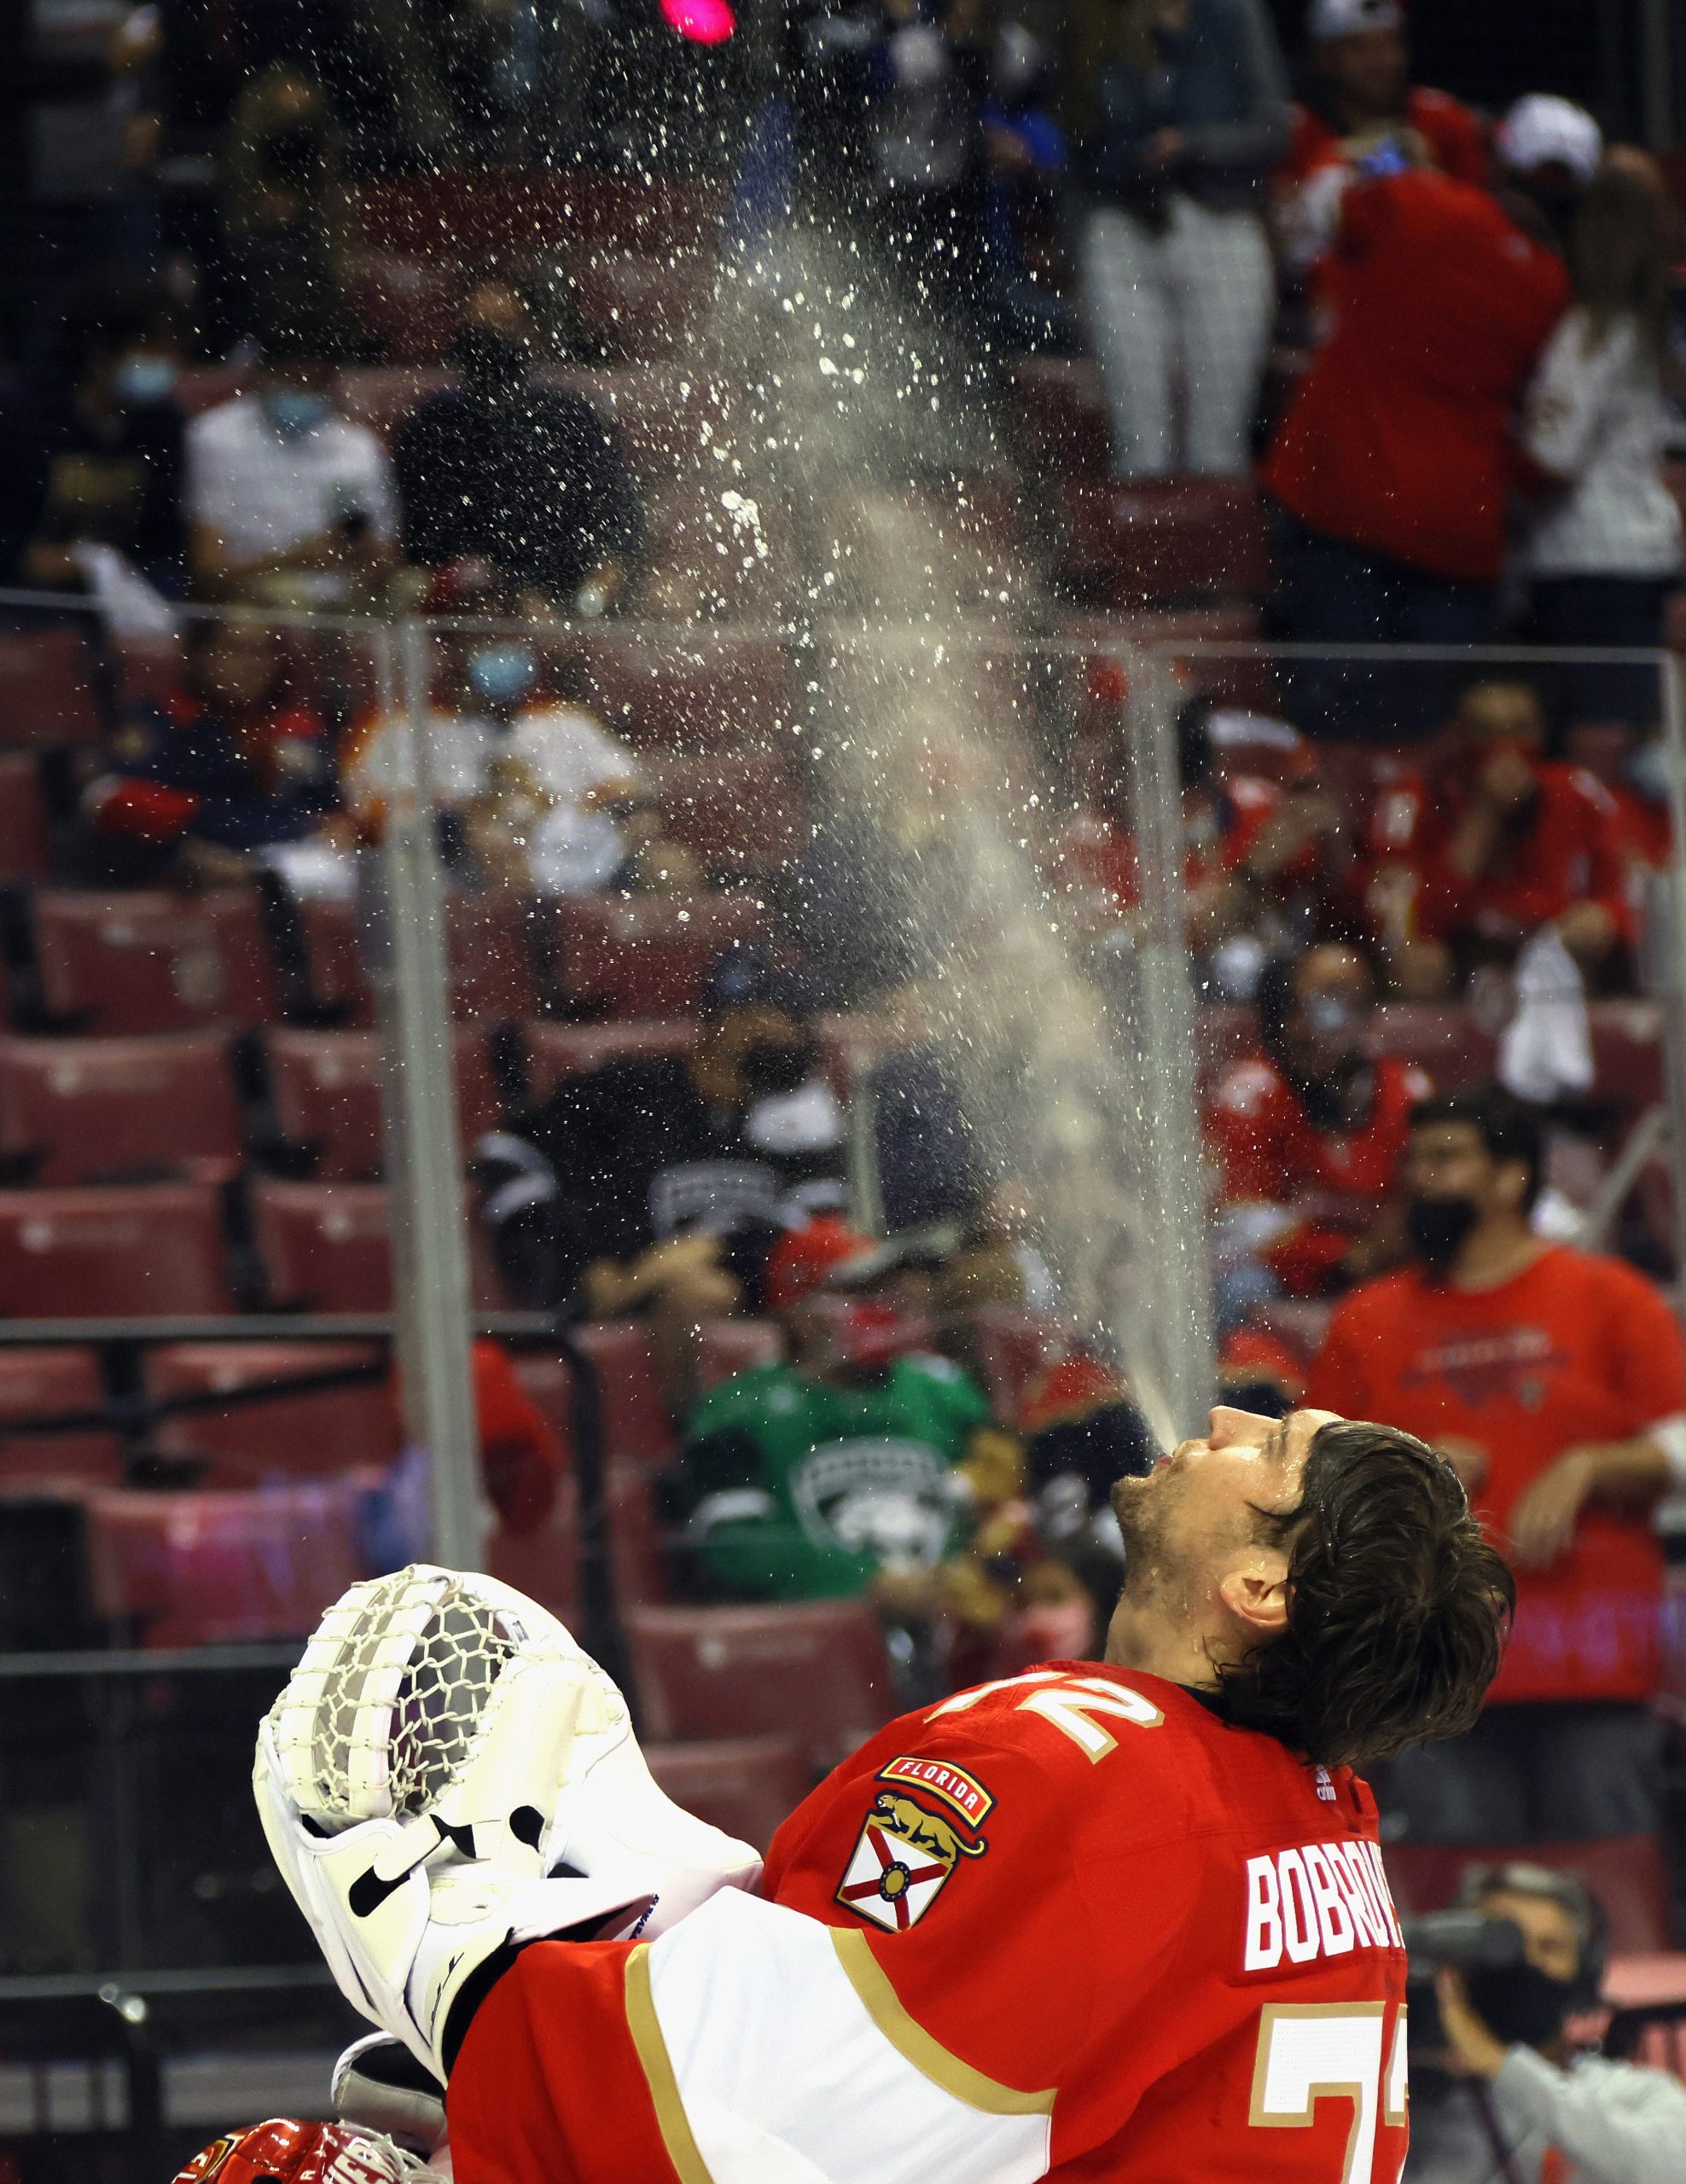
[339,574,648,897]
[1520,152,1683,726]
[185,323,397,607]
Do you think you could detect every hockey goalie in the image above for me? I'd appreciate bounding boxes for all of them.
[196,1403,1514,2184]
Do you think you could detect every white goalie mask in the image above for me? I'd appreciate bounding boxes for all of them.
[255,1565,760,2079]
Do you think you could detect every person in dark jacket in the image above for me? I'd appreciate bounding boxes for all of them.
[393,280,644,615]
[1078,0,1291,479]
[0,267,187,595]
[86,613,335,883]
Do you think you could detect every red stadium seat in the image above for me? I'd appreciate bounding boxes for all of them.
[696,1318,782,1391]
[265,1027,497,1180]
[84,1476,372,1647]
[346,253,460,363]
[1384,1836,1676,1955]
[251,1180,393,1311]
[576,634,797,752]
[352,171,720,264]
[627,1601,898,1773]
[111,632,183,710]
[297,898,374,1025]
[0,1031,244,1186]
[1371,1005,1498,1091]
[0,752,50,880]
[0,1347,118,1486]
[646,1734,812,1854]
[1588,1002,1665,1117]
[1059,479,1272,607]
[0,630,102,746]
[145,1340,397,1484]
[0,1185,230,1316]
[334,365,452,442]
[32,888,279,1033]
[448,897,540,1020]
[606,1458,667,1605]
[1005,357,1111,478]
[644,752,804,874]
[571,250,713,361]
[523,1019,696,1101]
[173,363,247,415]
[572,1321,675,1464]
[554,895,765,1019]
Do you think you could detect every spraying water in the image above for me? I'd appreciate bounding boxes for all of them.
[668,217,1215,1446]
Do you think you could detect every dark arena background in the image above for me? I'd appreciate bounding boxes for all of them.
[3,0,1686,2176]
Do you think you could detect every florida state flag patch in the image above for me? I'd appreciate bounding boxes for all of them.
[835,1783,987,1932]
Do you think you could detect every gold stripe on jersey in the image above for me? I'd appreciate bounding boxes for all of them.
[625,1943,716,2184]
[830,1928,1056,2117]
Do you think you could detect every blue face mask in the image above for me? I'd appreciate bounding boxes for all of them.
[264,387,331,442]
[113,353,177,407]
[467,643,538,708]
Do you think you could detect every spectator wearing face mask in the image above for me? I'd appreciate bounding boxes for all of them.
[1307,1088,1686,1846]
[1078,0,1292,480]
[660,1238,1009,1606]
[1206,941,1429,1304]
[1264,98,1594,734]
[1363,679,1632,990]
[1519,152,1683,729]
[0,266,187,595]
[1407,1863,1686,2184]
[339,568,644,896]
[474,953,848,1402]
[185,322,397,607]
[392,280,643,617]
[1274,0,1487,283]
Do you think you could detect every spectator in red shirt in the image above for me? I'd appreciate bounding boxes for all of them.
[1275,0,1488,283]
[1208,940,1429,1303]
[1363,678,1633,990]
[1264,98,1591,737]
[1306,1086,1686,1843]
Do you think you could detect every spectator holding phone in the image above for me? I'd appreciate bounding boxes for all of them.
[185,321,396,607]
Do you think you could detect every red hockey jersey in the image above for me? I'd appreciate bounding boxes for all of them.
[449,1664,1410,2183]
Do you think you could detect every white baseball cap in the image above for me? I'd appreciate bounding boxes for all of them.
[1310,0,1404,38]
[1496,95,1604,185]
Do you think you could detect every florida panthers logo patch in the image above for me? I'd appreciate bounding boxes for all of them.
[836,1788,987,1932]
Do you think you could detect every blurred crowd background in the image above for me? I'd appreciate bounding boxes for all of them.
[7,2,1686,2178]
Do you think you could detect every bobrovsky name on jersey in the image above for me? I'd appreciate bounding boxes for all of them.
[1243,1837,1404,1972]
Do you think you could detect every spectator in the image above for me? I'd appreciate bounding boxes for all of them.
[340,575,650,897]
[392,280,643,615]
[1407,1863,1686,2183]
[1274,0,1487,282]
[474,954,846,1399]
[1078,0,1291,479]
[660,1246,1009,1603]
[1053,695,1351,995]
[186,322,397,608]
[978,19,1068,351]
[1363,679,1632,988]
[1264,100,1590,733]
[863,0,991,340]
[218,63,353,350]
[1520,152,1683,729]
[1206,940,1429,1304]
[84,613,334,885]
[1306,1087,1686,1844]
[0,267,187,596]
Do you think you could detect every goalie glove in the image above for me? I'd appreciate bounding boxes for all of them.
[172,2119,427,2184]
[254,1564,760,2082]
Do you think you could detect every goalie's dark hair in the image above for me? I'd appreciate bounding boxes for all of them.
[1212,1419,1514,1772]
